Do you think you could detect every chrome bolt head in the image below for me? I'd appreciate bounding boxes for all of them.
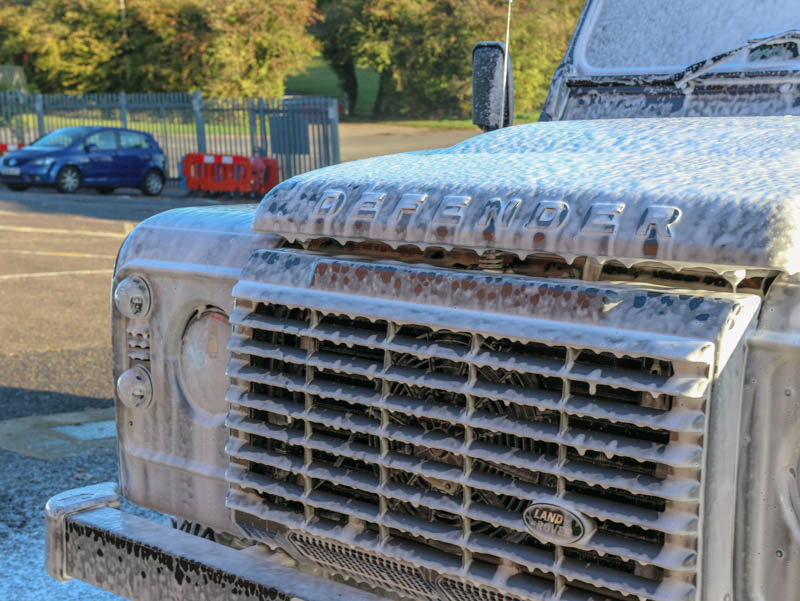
[116,366,153,409]
[114,276,152,319]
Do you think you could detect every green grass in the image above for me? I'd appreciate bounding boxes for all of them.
[285,56,379,118]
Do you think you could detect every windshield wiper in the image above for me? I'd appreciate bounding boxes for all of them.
[674,29,800,90]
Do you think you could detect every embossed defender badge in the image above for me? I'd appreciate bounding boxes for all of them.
[523,502,594,545]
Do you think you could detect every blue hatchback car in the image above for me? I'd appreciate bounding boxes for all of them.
[0,126,167,195]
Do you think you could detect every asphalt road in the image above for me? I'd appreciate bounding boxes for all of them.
[0,186,225,600]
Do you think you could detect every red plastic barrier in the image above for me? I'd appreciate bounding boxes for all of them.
[0,143,24,156]
[250,156,279,196]
[182,153,253,194]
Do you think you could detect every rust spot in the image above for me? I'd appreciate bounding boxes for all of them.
[436,226,449,238]
[482,230,494,242]
[356,267,368,280]
[643,239,658,256]
[501,284,512,298]
[354,221,363,229]
[534,232,545,243]
[332,264,340,273]
[530,295,540,306]
[315,218,324,225]
[317,265,328,276]
[379,271,393,284]
[343,277,350,285]
[514,301,521,308]
[564,292,571,301]
[451,281,459,292]
[477,288,485,300]
[551,289,562,298]
[414,284,423,295]
[514,288,520,296]
[394,279,402,290]
[331,274,337,282]
[341,266,349,274]
[488,292,497,300]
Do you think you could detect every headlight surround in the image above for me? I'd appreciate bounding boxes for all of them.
[31,157,56,167]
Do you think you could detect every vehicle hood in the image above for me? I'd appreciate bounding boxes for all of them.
[1,147,64,165]
[253,116,800,278]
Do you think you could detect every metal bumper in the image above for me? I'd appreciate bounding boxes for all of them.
[45,482,388,601]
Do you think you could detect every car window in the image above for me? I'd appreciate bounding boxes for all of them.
[119,131,150,150]
[32,127,91,148]
[85,130,118,150]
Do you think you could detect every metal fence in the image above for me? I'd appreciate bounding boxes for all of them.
[0,91,340,182]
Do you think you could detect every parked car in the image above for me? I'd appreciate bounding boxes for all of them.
[0,126,166,195]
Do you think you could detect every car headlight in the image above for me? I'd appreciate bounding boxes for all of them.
[31,157,56,167]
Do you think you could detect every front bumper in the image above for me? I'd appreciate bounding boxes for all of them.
[45,483,388,601]
[0,163,57,185]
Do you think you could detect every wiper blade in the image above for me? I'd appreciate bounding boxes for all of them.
[674,29,800,90]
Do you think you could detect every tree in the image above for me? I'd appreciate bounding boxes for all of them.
[0,0,318,97]
[0,0,124,94]
[314,0,365,116]
[355,0,505,117]
[203,0,318,98]
[124,0,214,92]
[510,0,584,115]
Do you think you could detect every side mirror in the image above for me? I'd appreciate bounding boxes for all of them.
[84,143,97,153]
[472,41,514,132]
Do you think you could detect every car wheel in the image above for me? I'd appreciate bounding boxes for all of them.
[141,170,164,196]
[56,166,81,193]
[97,187,115,195]
[7,184,28,192]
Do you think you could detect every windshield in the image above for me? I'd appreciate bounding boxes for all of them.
[576,0,800,74]
[31,127,92,148]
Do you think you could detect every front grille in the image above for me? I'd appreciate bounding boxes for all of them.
[225,253,723,601]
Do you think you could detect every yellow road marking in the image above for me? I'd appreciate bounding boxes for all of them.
[0,269,113,281]
[0,224,126,238]
[0,249,116,259]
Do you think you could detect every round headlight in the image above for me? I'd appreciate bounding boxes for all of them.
[114,276,152,319]
[179,309,230,416]
[116,366,153,409]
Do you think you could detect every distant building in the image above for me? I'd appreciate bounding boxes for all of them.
[0,66,28,92]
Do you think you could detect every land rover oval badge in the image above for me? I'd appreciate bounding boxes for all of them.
[523,502,591,545]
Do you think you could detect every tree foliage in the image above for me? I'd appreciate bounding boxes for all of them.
[0,0,317,97]
[316,0,583,117]
[204,0,318,98]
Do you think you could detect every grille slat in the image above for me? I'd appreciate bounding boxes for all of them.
[224,256,746,601]
[227,434,697,537]
[226,368,701,469]
[230,331,705,434]
[229,319,709,399]
[227,409,700,504]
